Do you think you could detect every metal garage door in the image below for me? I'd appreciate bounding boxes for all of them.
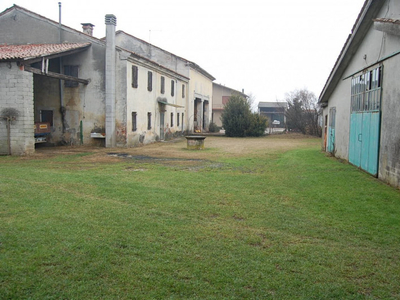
[349,67,382,176]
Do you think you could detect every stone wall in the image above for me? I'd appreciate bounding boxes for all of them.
[0,62,34,155]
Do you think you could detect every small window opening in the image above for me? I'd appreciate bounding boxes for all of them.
[147,112,152,130]
[132,112,137,131]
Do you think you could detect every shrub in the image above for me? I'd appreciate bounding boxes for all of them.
[208,122,220,133]
[221,94,267,137]
[246,113,268,136]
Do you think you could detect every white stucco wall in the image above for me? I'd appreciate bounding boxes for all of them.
[378,52,400,188]
[115,32,214,133]
[188,68,213,132]
[124,60,188,146]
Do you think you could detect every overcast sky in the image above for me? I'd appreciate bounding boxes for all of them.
[0,0,365,107]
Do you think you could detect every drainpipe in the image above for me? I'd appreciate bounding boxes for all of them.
[105,14,117,147]
[59,2,66,133]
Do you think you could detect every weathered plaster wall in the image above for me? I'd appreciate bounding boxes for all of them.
[115,51,128,147]
[0,62,34,155]
[115,32,189,77]
[33,73,61,143]
[378,50,400,188]
[0,8,61,43]
[322,81,351,159]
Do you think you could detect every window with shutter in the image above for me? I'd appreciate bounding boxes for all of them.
[161,76,165,94]
[147,71,152,91]
[132,66,138,88]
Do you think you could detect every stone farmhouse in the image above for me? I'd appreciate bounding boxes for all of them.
[319,0,400,188]
[0,5,215,155]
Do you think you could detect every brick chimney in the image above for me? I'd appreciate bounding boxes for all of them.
[81,23,95,36]
[105,14,117,147]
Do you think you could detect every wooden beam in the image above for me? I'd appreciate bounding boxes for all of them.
[23,65,90,85]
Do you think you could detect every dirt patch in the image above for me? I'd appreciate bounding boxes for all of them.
[27,133,320,164]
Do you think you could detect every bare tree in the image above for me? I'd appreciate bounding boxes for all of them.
[284,89,321,136]
[246,92,258,112]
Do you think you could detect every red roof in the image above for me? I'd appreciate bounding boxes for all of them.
[0,43,91,60]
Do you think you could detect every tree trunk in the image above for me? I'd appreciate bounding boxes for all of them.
[7,117,11,155]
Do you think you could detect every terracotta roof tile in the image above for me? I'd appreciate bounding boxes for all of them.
[0,43,91,60]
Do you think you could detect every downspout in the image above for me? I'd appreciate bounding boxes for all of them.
[58,2,66,133]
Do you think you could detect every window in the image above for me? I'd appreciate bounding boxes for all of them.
[40,110,53,126]
[161,76,165,94]
[351,66,382,112]
[222,96,230,105]
[171,80,175,96]
[147,71,152,91]
[177,113,180,127]
[171,112,174,127]
[64,65,79,87]
[182,84,185,98]
[147,112,152,130]
[132,112,137,131]
[181,113,184,130]
[132,65,138,88]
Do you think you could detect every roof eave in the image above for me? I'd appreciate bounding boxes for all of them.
[25,43,91,63]
[115,30,216,81]
[318,0,385,104]
[188,62,216,81]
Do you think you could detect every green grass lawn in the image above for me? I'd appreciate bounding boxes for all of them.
[1,137,400,299]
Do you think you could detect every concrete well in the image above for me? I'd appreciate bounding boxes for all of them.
[185,136,206,150]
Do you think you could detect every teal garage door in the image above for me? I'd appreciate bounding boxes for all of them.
[349,67,382,176]
[327,107,336,154]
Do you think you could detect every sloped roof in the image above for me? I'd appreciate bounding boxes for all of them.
[0,43,91,61]
[115,30,216,81]
[119,45,190,81]
[213,82,247,97]
[318,0,385,104]
[258,102,287,108]
[0,5,191,80]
